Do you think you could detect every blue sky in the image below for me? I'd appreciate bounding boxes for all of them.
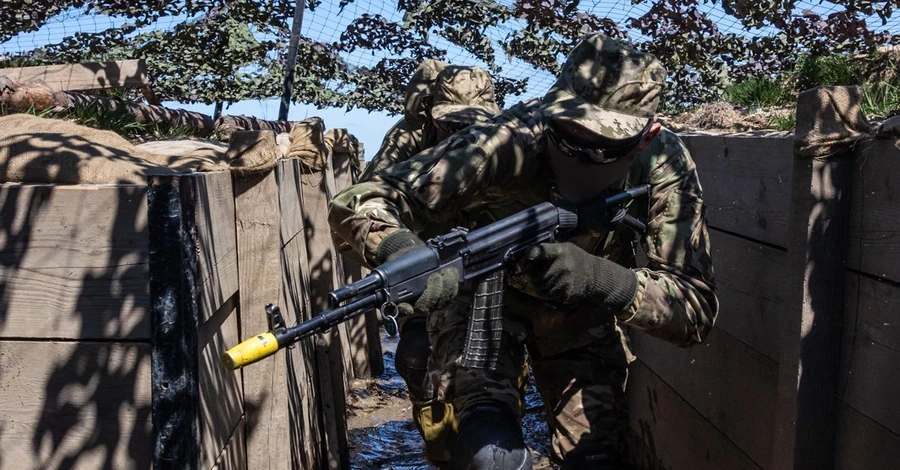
[4,0,899,158]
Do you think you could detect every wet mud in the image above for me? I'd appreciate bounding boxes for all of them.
[347,334,559,469]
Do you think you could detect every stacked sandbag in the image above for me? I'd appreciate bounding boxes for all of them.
[286,117,329,172]
[214,115,293,141]
[794,86,875,159]
[0,114,282,184]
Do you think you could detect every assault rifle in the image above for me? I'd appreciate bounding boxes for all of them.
[222,184,651,371]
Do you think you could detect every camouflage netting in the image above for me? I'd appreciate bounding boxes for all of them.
[794,86,875,159]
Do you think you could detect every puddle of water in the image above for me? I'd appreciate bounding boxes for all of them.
[348,333,558,469]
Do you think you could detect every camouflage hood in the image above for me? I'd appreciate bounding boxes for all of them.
[404,59,450,126]
[430,65,501,125]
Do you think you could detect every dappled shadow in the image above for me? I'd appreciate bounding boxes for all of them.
[0,176,152,468]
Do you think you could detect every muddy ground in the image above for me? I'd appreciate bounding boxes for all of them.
[347,334,559,469]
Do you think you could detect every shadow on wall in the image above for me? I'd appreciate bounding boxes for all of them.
[0,131,158,469]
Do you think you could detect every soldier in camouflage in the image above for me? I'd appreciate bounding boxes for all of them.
[330,33,718,470]
[359,61,503,435]
[359,61,501,180]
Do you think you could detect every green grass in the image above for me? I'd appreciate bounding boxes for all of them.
[861,82,900,120]
[11,99,202,140]
[795,54,857,91]
[768,113,796,131]
[725,77,790,108]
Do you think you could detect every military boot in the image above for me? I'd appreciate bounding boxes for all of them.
[450,401,533,470]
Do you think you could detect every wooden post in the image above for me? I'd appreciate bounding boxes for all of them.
[148,175,201,470]
[300,162,351,469]
[232,170,286,470]
[328,135,383,378]
[781,155,854,469]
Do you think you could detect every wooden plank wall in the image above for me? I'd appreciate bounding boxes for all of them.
[0,170,241,470]
[329,140,383,378]
[627,131,900,470]
[299,158,352,469]
[235,157,346,470]
[626,133,796,470]
[148,172,243,470]
[0,182,153,470]
[837,138,900,469]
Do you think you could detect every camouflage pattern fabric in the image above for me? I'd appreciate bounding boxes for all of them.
[360,64,501,182]
[359,117,425,181]
[430,65,501,125]
[541,34,666,143]
[329,33,717,466]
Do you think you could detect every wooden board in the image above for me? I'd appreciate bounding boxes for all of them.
[300,166,350,469]
[0,341,152,469]
[709,229,789,361]
[838,274,900,434]
[683,134,794,248]
[847,138,900,283]
[232,170,287,470]
[322,154,356,384]
[330,148,377,379]
[626,360,764,470]
[834,402,900,470]
[0,183,150,339]
[276,158,325,468]
[190,172,239,324]
[280,234,325,469]
[0,60,148,91]
[631,327,778,468]
[276,159,304,246]
[197,297,243,469]
[210,417,246,470]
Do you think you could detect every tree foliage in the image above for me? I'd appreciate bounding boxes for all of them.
[1,0,896,113]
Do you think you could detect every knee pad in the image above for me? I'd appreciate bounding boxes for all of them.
[451,401,533,470]
[395,316,431,400]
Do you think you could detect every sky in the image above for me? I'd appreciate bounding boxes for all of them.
[4,0,899,159]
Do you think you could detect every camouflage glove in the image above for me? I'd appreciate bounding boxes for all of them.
[375,230,460,315]
[517,242,637,312]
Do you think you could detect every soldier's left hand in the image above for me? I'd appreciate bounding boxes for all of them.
[516,242,638,311]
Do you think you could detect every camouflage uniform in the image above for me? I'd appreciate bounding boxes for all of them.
[360,61,500,181]
[329,35,718,467]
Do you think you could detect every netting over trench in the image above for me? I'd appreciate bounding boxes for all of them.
[1,0,899,110]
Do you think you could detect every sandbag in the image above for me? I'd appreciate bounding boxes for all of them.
[0,114,285,184]
[213,114,293,141]
[0,114,229,184]
[287,117,329,172]
[794,86,874,159]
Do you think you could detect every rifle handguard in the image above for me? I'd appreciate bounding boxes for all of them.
[222,332,280,370]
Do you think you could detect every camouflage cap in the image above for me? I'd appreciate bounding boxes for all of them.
[404,59,450,126]
[541,33,666,141]
[430,65,501,125]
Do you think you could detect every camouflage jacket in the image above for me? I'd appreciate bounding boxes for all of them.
[359,117,431,181]
[330,99,718,349]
